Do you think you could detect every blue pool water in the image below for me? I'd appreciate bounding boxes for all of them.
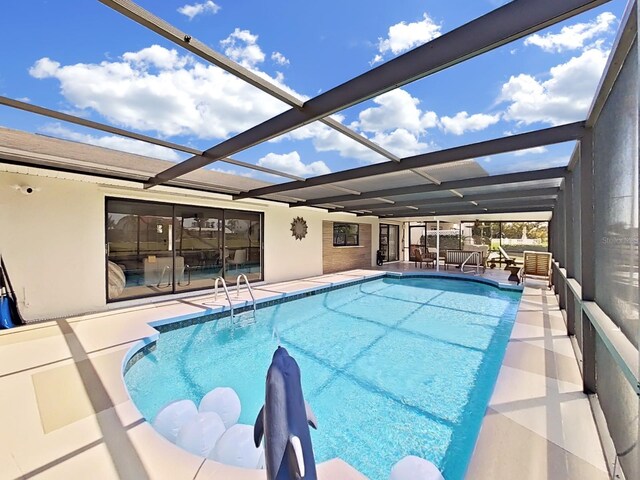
[124,276,521,479]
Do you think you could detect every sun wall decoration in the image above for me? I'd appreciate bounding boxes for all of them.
[290,216,308,240]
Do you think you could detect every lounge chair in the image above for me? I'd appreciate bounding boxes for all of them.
[521,251,552,288]
[498,246,519,269]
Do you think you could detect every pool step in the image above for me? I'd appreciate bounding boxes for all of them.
[232,309,256,327]
[206,275,257,326]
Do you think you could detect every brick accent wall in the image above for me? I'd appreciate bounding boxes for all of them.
[322,221,372,274]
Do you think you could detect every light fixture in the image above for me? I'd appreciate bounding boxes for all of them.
[12,185,40,195]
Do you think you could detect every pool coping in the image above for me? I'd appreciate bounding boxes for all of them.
[0,268,607,480]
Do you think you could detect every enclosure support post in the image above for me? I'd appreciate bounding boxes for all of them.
[436,219,440,272]
[580,129,596,394]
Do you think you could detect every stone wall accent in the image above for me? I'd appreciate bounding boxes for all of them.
[322,221,372,274]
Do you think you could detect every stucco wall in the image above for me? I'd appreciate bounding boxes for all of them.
[0,169,379,320]
[265,209,379,282]
[0,172,105,320]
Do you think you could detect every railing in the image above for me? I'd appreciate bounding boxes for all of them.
[213,276,234,320]
[236,274,257,321]
[157,264,192,287]
[204,275,257,326]
[460,251,482,274]
[157,265,171,287]
[553,264,639,395]
[178,265,191,286]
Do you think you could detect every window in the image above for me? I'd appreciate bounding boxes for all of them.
[106,198,263,301]
[333,222,359,246]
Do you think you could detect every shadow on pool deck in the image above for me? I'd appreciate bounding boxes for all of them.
[0,268,608,480]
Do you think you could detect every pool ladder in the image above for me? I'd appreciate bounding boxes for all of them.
[212,274,256,326]
[460,251,482,274]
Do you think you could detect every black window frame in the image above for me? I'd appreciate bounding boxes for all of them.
[105,197,264,303]
[380,223,400,262]
[333,222,360,247]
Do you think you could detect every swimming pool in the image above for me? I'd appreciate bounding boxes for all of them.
[124,275,521,479]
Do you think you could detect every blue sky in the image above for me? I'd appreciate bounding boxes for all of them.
[0,0,629,183]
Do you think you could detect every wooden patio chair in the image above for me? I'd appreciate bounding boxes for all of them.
[423,248,437,268]
[414,248,436,269]
[521,251,552,288]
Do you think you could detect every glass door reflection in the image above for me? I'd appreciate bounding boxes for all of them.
[175,206,223,292]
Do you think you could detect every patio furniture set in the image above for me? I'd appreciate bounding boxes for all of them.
[412,246,552,286]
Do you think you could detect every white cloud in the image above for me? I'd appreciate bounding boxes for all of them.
[525,12,616,53]
[283,121,388,163]
[500,46,609,125]
[271,51,289,66]
[355,89,437,134]
[29,57,60,78]
[373,13,441,64]
[40,123,183,161]
[122,45,191,70]
[370,128,433,158]
[489,155,568,174]
[440,111,501,135]
[29,46,289,140]
[177,1,221,20]
[513,146,548,156]
[220,28,265,68]
[273,89,437,162]
[257,151,330,177]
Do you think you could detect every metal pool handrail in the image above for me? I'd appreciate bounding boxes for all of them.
[460,251,482,274]
[236,274,256,324]
[213,276,234,320]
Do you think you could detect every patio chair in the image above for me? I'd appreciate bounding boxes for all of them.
[423,248,437,268]
[521,251,552,288]
[227,248,247,271]
[414,249,436,269]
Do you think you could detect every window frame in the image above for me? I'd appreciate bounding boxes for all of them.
[105,197,264,303]
[333,222,360,247]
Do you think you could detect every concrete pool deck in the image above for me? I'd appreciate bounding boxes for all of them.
[0,268,609,479]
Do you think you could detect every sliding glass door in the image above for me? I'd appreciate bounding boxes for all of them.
[380,224,399,262]
[224,210,262,282]
[106,198,263,301]
[175,206,224,292]
[106,200,174,300]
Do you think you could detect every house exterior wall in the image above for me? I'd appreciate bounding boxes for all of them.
[322,221,373,274]
[0,171,106,320]
[0,168,379,321]
[264,207,378,282]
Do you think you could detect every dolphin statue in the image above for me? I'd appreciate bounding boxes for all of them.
[254,346,318,479]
